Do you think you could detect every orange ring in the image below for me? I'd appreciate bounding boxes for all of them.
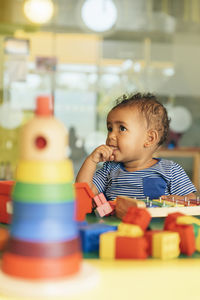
[2,251,82,279]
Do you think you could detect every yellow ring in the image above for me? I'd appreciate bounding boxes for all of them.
[15,160,74,183]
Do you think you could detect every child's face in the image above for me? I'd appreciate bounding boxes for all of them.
[106,106,149,163]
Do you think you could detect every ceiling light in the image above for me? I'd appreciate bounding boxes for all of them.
[81,0,118,32]
[163,67,175,77]
[23,0,54,24]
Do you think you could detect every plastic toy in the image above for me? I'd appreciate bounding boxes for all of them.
[0,96,98,298]
[0,181,13,224]
[2,96,81,279]
[152,231,180,260]
[122,206,152,231]
[115,195,146,219]
[0,181,94,223]
[79,223,117,253]
[93,193,113,217]
[117,223,144,237]
[74,182,94,221]
[171,224,196,256]
[99,231,118,259]
[144,230,161,256]
[115,236,148,259]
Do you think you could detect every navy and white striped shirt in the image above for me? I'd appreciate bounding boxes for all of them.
[92,158,197,200]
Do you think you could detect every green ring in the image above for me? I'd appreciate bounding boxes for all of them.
[12,182,75,203]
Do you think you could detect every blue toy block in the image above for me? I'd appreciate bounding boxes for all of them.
[79,223,117,253]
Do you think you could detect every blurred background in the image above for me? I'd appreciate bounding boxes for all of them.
[0,0,200,190]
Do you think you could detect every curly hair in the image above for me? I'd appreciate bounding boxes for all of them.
[112,92,170,147]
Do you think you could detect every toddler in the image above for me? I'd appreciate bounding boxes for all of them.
[76,93,196,201]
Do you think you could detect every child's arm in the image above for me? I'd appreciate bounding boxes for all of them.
[75,144,114,195]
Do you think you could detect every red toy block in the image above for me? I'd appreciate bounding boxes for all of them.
[0,195,12,224]
[144,230,162,256]
[115,236,148,259]
[164,212,185,230]
[170,224,195,256]
[0,181,14,224]
[74,182,94,222]
[122,207,152,230]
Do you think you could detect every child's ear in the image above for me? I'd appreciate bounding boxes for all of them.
[144,130,159,147]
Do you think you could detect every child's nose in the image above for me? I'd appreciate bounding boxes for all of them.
[108,131,117,140]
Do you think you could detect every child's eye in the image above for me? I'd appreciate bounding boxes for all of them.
[119,125,127,132]
[107,126,112,132]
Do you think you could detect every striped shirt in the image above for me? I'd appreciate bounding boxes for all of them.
[92,158,197,200]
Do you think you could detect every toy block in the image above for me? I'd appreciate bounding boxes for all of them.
[115,236,148,259]
[93,195,102,206]
[74,182,94,221]
[164,212,185,230]
[99,231,118,259]
[122,206,152,231]
[79,223,117,253]
[117,223,144,237]
[176,215,200,227]
[98,193,107,204]
[0,181,14,224]
[93,193,107,206]
[94,205,105,217]
[0,195,12,224]
[100,202,113,215]
[152,231,180,260]
[144,230,162,256]
[176,215,200,237]
[93,193,114,217]
[170,224,195,256]
[115,195,146,219]
[94,202,113,218]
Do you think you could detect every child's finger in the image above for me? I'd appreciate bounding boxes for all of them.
[101,149,111,161]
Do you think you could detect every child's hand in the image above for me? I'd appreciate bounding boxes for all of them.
[89,145,114,164]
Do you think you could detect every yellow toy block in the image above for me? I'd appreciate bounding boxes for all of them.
[176,215,200,226]
[99,231,118,259]
[117,223,144,237]
[152,231,180,260]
